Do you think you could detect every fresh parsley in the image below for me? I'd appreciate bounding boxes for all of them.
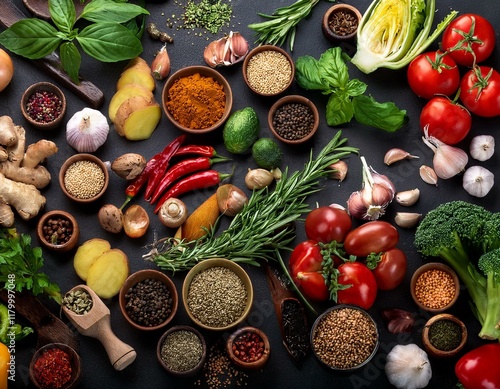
[295,47,408,132]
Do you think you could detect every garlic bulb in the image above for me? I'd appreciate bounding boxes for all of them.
[66,108,109,152]
[470,135,495,161]
[385,344,432,389]
[204,31,249,68]
[463,166,494,198]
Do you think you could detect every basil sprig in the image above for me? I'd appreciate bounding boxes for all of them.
[295,47,408,132]
[0,0,148,84]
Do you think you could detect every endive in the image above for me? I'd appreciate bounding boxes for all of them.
[351,0,457,73]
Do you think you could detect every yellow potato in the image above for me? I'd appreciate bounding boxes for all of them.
[73,238,111,281]
[108,83,155,123]
[117,67,155,91]
[86,248,129,299]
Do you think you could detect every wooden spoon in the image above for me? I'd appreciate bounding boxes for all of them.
[61,285,137,371]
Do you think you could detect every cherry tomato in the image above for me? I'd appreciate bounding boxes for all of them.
[0,48,14,92]
[370,248,407,291]
[441,13,496,67]
[407,51,460,99]
[419,96,472,145]
[455,343,500,389]
[343,221,398,258]
[459,66,500,118]
[305,205,352,243]
[336,262,377,309]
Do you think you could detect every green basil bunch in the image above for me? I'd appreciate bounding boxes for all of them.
[0,0,148,84]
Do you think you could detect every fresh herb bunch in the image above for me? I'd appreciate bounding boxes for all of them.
[295,47,408,131]
[248,0,333,51]
[0,0,148,84]
[144,131,357,272]
[0,228,61,304]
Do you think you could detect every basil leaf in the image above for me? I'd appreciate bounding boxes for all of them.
[77,23,142,62]
[345,79,367,97]
[60,42,81,84]
[326,93,354,126]
[80,0,149,24]
[295,55,329,91]
[0,19,61,59]
[317,47,348,88]
[49,0,76,34]
[352,95,408,132]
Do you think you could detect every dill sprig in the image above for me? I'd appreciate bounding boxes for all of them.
[144,131,357,273]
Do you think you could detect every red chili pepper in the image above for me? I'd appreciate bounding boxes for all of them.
[154,170,231,213]
[175,145,219,158]
[149,156,229,204]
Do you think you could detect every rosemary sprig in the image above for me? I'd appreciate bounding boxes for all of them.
[144,131,357,273]
[248,0,330,51]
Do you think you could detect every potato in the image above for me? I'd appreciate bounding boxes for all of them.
[117,67,155,91]
[108,83,155,123]
[114,97,162,141]
[123,204,150,238]
[73,238,111,281]
[86,249,129,299]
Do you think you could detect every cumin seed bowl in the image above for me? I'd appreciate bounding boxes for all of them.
[21,81,67,130]
[182,258,254,331]
[162,65,233,134]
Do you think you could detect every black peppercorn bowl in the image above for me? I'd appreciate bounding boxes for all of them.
[119,269,178,331]
[226,326,271,370]
[36,210,80,252]
[322,4,362,43]
[21,81,67,130]
[422,313,467,358]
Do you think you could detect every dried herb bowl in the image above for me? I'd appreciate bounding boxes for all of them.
[226,326,271,370]
[182,258,254,331]
[422,313,467,358]
[21,81,67,130]
[36,210,79,253]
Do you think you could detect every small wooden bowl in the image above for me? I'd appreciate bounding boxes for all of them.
[242,45,295,97]
[422,313,467,358]
[268,95,319,144]
[119,269,178,331]
[410,262,460,313]
[322,4,362,42]
[157,325,207,377]
[162,66,233,134]
[21,82,66,130]
[59,153,109,203]
[226,326,271,370]
[36,210,79,252]
[182,258,253,331]
[29,343,81,389]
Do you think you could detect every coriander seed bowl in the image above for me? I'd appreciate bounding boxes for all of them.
[36,210,79,253]
[182,258,254,331]
[422,313,467,358]
[21,82,67,130]
[322,4,362,43]
[59,153,109,204]
[226,326,271,370]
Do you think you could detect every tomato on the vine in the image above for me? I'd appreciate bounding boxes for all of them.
[305,205,352,244]
[369,248,407,291]
[343,221,398,258]
[459,66,500,118]
[419,96,472,145]
[335,262,377,309]
[407,51,460,99]
[441,13,496,67]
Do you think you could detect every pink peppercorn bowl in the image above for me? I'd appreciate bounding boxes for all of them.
[226,326,271,370]
[36,210,80,253]
[21,81,67,130]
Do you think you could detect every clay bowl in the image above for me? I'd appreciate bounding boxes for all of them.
[410,262,460,313]
[226,326,271,370]
[21,81,66,130]
[36,210,79,252]
[119,269,178,331]
[29,343,81,389]
[156,325,207,377]
[242,45,295,97]
[182,258,254,331]
[268,95,319,144]
[322,4,362,43]
[422,313,467,358]
[59,153,109,203]
[162,65,233,134]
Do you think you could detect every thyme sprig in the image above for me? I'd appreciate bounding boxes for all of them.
[144,131,358,273]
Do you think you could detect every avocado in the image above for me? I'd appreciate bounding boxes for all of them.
[223,107,260,154]
[252,138,283,170]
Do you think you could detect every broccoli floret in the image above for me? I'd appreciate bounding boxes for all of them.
[477,248,500,340]
[479,212,500,254]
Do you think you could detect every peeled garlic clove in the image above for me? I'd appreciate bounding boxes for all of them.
[395,212,421,228]
[245,168,274,189]
[419,165,438,186]
[329,160,348,181]
[395,188,420,206]
[384,148,419,165]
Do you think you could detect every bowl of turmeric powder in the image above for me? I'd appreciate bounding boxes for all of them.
[162,66,233,134]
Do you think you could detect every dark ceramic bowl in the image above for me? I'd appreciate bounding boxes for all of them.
[322,4,362,42]
[422,313,467,358]
[36,210,79,252]
[226,326,271,370]
[21,82,66,130]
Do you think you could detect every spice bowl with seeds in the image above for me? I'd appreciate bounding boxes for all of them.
[242,45,295,97]
[59,153,109,203]
[182,258,254,331]
[422,313,467,358]
[226,326,271,370]
[119,269,178,331]
[62,287,94,315]
[21,82,67,130]
[268,95,319,145]
[410,262,460,313]
[157,325,207,377]
[322,4,362,43]
[36,210,79,253]
[310,305,379,372]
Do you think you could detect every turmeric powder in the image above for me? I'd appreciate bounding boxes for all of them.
[166,73,226,129]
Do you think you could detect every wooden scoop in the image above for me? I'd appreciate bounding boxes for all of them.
[61,285,137,371]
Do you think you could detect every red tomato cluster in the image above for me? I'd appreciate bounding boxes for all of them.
[407,13,499,145]
[288,206,407,310]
